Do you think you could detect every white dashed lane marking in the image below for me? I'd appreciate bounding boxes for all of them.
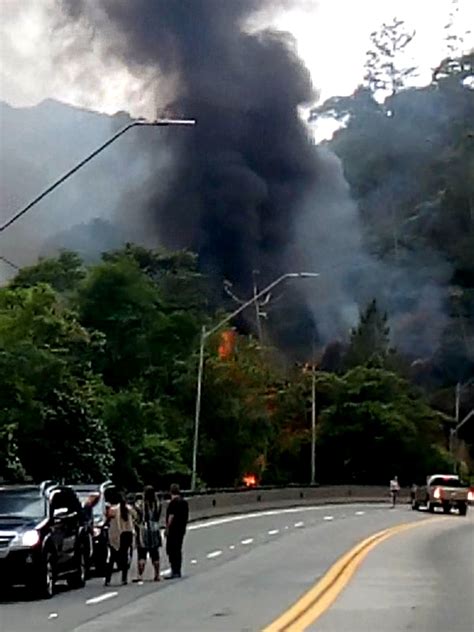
[86,592,118,605]
[268,529,279,535]
[324,516,334,521]
[355,511,365,515]
[294,521,304,528]
[207,550,223,559]
[229,544,236,550]
[241,538,254,545]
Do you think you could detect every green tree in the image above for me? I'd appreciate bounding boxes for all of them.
[11,251,85,293]
[364,18,417,100]
[198,335,274,486]
[0,284,112,482]
[346,299,391,367]
[316,366,451,484]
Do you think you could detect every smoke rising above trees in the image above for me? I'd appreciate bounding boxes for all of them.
[0,2,471,363]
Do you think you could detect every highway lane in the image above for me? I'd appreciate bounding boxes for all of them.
[0,505,432,632]
[1,503,463,632]
[311,511,474,632]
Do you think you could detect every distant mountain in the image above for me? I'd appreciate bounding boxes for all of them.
[0,99,153,272]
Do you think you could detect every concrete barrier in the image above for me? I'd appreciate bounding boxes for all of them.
[183,485,409,522]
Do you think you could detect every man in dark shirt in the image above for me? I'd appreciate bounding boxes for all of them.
[165,484,189,578]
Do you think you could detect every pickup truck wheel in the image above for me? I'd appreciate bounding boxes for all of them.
[68,548,87,589]
[459,503,468,516]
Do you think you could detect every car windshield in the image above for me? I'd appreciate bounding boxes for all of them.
[430,477,467,488]
[0,492,46,520]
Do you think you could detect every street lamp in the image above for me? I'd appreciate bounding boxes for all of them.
[191,271,319,491]
[450,408,474,474]
[0,117,196,234]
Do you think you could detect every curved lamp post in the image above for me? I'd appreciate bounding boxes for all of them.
[0,117,196,234]
[191,271,319,491]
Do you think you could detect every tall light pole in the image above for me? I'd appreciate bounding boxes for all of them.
[310,339,317,486]
[252,270,264,344]
[191,271,319,491]
[0,117,196,234]
[450,409,474,474]
[450,381,473,473]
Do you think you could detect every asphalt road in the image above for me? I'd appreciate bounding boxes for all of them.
[0,503,471,632]
[311,509,474,632]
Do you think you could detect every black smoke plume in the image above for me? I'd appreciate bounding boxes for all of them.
[60,0,319,293]
[55,1,453,358]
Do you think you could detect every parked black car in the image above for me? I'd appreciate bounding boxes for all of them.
[0,482,91,598]
[72,481,117,575]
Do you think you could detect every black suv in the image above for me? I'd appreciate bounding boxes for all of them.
[0,483,91,598]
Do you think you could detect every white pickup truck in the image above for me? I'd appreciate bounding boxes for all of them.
[412,474,469,515]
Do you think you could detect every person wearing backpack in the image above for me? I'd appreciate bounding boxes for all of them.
[135,485,162,582]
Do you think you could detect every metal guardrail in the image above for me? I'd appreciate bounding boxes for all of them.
[164,485,409,523]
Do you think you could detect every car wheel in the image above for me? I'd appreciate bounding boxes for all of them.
[68,548,86,588]
[459,503,468,517]
[33,551,55,599]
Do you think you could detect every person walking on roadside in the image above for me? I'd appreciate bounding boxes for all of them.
[165,484,189,579]
[135,485,162,582]
[390,476,400,508]
[104,492,135,586]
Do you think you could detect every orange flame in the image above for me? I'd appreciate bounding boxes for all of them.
[243,473,257,487]
[218,330,236,360]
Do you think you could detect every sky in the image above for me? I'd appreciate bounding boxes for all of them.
[0,0,473,136]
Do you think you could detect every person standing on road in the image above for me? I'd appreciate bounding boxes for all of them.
[104,493,135,586]
[390,476,400,508]
[135,485,162,582]
[165,484,189,579]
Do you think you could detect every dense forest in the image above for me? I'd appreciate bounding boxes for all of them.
[0,21,472,490]
[0,245,466,489]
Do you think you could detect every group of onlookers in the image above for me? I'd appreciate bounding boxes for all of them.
[102,483,189,586]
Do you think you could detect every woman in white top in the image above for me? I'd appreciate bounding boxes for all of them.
[104,493,135,586]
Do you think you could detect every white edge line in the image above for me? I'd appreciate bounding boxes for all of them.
[86,591,118,605]
[187,504,383,531]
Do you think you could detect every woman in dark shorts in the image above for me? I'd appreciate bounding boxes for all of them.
[135,485,162,582]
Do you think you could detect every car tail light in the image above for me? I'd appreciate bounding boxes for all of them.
[468,490,474,502]
[433,487,442,500]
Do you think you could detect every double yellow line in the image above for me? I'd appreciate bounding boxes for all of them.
[262,519,435,632]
